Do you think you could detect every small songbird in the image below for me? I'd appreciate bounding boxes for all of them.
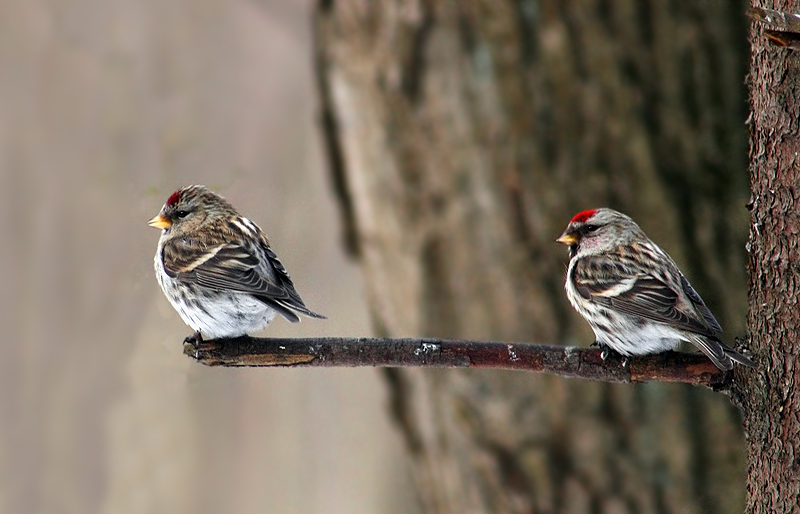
[148,185,325,343]
[557,208,754,370]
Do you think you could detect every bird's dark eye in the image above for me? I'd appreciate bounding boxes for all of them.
[176,210,190,219]
[586,224,599,232]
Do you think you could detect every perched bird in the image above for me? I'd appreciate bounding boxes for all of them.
[148,185,324,343]
[557,208,754,370]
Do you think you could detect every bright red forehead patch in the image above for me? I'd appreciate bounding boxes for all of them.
[166,189,181,207]
[570,209,596,224]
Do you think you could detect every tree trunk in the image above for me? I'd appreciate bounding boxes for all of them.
[315,1,750,512]
[743,1,800,512]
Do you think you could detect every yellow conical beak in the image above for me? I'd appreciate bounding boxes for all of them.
[148,214,171,229]
[556,233,577,245]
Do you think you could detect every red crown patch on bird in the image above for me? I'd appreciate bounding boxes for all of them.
[166,189,182,207]
[570,209,596,224]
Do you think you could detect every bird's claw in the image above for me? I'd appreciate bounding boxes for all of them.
[184,331,203,347]
[595,343,628,367]
[183,331,221,359]
[593,341,611,359]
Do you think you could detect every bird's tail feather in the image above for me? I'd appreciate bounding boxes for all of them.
[724,348,756,368]
[687,334,755,370]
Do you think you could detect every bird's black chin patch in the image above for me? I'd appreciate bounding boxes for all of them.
[568,244,579,258]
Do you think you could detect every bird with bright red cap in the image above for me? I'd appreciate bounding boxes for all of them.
[149,185,325,345]
[557,208,754,370]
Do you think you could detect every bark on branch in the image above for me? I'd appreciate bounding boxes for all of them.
[184,337,735,389]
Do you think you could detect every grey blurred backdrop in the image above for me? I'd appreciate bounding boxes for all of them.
[0,1,416,513]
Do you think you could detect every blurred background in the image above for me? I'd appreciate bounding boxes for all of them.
[0,1,417,513]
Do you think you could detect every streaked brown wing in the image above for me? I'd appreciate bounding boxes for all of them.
[164,235,325,320]
[572,255,718,337]
[162,238,295,302]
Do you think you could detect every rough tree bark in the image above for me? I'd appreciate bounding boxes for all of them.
[744,1,800,512]
[315,1,751,513]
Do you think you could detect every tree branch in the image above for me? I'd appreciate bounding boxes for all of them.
[184,337,734,389]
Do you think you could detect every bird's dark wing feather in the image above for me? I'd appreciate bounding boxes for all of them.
[572,254,719,337]
[679,275,723,332]
[162,236,325,320]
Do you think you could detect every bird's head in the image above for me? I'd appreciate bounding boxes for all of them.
[557,208,642,258]
[148,185,235,236]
